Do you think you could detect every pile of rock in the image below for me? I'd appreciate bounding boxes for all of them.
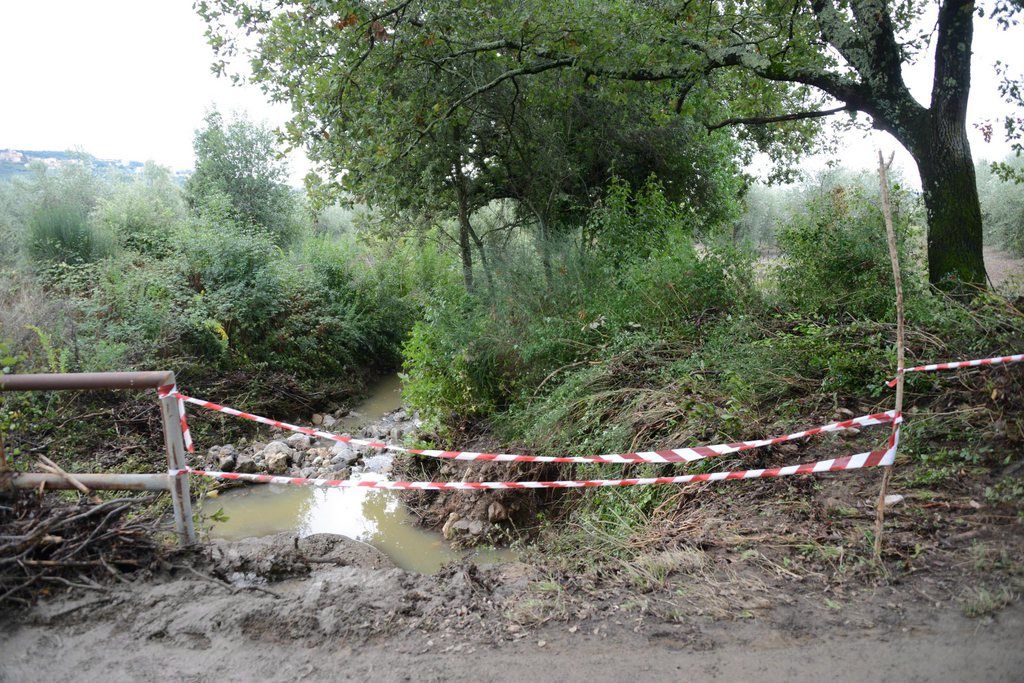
[202,408,419,481]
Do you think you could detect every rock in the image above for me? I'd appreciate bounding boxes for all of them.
[884,494,905,507]
[487,501,508,523]
[286,433,312,451]
[311,413,325,426]
[389,427,403,442]
[300,467,315,478]
[264,440,292,457]
[217,449,237,472]
[330,443,359,466]
[442,513,461,540]
[235,455,258,474]
[266,450,291,474]
[321,414,338,428]
[362,454,393,473]
[467,520,486,536]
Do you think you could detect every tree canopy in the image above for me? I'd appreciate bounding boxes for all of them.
[199,0,1024,290]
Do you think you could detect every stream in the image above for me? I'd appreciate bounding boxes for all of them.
[203,374,513,574]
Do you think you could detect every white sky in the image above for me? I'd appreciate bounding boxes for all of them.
[0,1,1018,188]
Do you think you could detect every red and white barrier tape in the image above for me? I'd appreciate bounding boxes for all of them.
[169,428,898,490]
[157,384,194,453]
[163,388,897,464]
[886,353,1024,387]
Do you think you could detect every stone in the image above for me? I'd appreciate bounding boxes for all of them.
[884,494,905,507]
[235,455,258,474]
[300,467,315,478]
[330,443,359,466]
[286,433,312,451]
[487,501,508,523]
[467,520,486,536]
[217,449,237,472]
[442,513,461,540]
[389,427,403,442]
[264,440,292,457]
[266,450,291,474]
[311,413,325,426]
[321,414,338,428]
[362,454,392,473]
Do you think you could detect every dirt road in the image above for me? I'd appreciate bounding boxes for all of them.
[2,532,1022,682]
[2,598,1021,682]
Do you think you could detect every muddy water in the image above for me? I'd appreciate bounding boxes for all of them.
[205,374,512,574]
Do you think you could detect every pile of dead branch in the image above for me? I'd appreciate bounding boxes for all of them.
[0,490,166,610]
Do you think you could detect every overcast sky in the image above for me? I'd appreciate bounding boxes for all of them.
[0,1,1019,187]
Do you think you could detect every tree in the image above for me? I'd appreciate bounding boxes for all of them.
[199,0,1023,291]
[185,109,298,245]
[197,2,741,292]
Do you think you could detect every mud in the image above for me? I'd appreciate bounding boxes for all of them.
[1,528,1022,681]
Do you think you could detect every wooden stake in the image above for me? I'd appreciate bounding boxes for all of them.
[874,150,905,561]
[37,454,102,504]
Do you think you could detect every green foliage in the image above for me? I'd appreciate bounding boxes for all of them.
[27,201,114,266]
[185,110,300,246]
[92,162,185,256]
[977,156,1024,258]
[775,176,922,319]
[402,182,757,431]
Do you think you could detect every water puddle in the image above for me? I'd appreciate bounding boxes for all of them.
[203,374,514,574]
[332,373,403,432]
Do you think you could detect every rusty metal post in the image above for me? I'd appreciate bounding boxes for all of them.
[6,472,172,491]
[158,372,195,544]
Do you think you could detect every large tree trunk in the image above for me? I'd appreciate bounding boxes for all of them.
[905,117,987,290]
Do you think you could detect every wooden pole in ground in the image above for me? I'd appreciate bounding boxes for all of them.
[874,150,905,561]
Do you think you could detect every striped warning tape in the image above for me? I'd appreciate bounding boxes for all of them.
[169,427,898,490]
[886,353,1024,387]
[162,388,897,464]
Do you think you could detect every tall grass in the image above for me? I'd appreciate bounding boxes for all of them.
[27,203,114,266]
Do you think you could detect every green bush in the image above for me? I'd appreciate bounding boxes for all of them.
[401,185,758,432]
[775,179,922,319]
[27,202,115,266]
[92,163,185,256]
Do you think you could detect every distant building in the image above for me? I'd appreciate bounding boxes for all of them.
[0,149,26,164]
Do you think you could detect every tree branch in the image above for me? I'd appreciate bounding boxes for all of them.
[931,0,975,118]
[705,104,852,131]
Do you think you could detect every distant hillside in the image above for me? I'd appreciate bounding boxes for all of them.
[0,149,189,182]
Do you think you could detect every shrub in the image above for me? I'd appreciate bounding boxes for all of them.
[27,202,115,266]
[774,177,922,319]
[92,163,185,256]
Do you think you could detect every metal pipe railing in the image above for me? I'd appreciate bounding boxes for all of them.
[0,371,195,544]
[3,472,173,491]
[0,371,174,392]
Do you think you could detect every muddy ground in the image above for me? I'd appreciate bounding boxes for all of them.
[3,462,1023,682]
